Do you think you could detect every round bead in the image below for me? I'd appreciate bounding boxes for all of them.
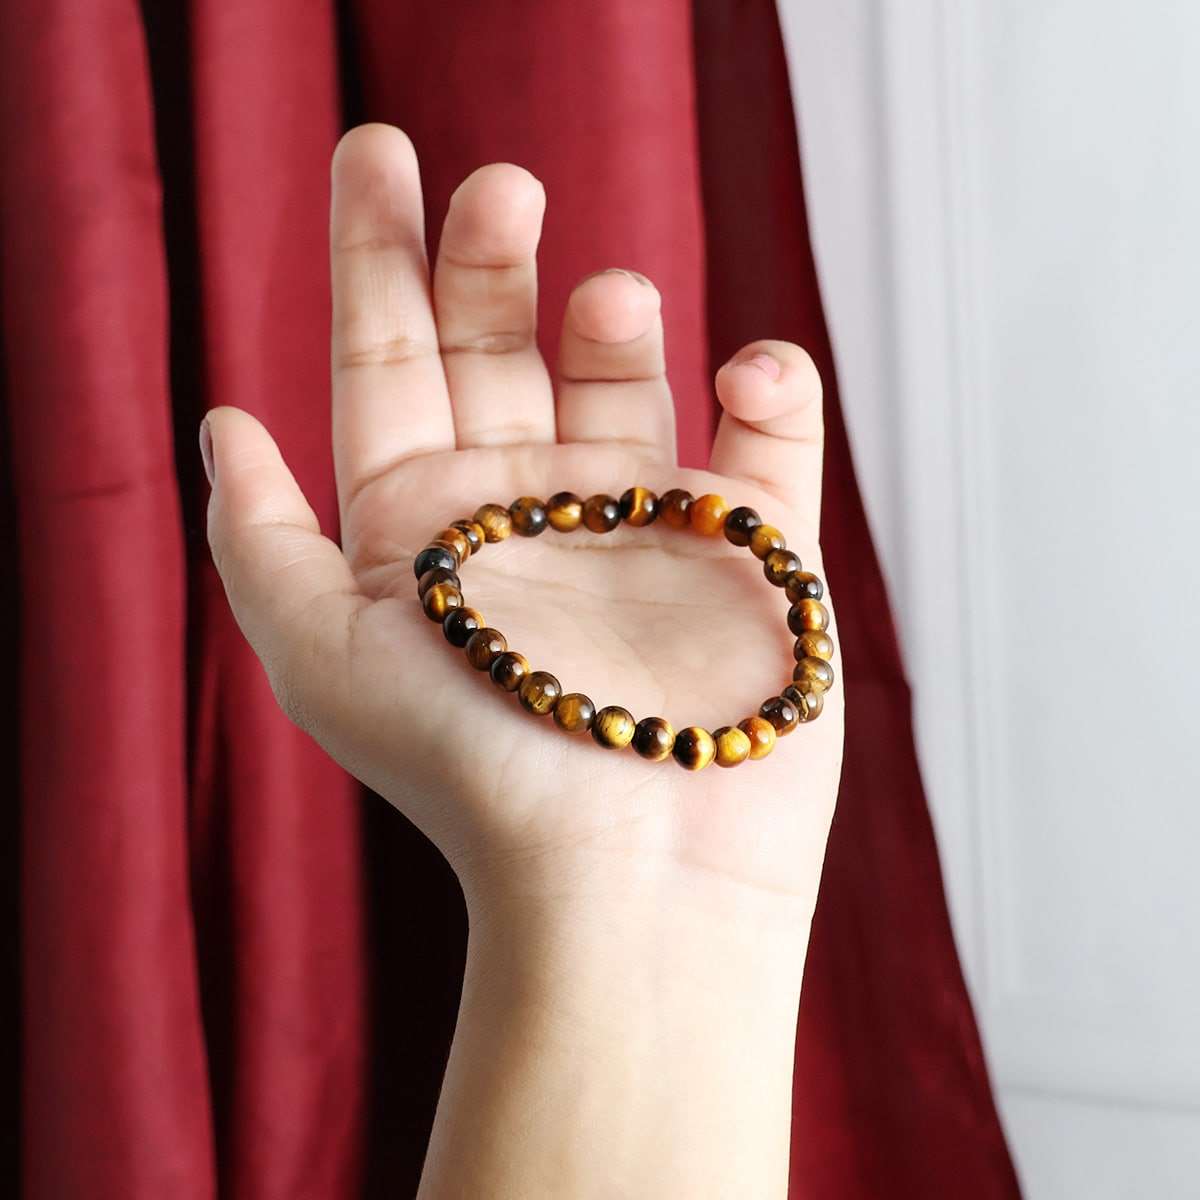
[737,716,777,759]
[764,548,802,586]
[793,656,835,693]
[631,716,675,761]
[658,488,695,528]
[690,493,730,535]
[748,524,786,560]
[474,503,513,542]
[723,506,762,547]
[554,693,596,733]
[790,598,829,631]
[591,705,636,749]
[785,570,824,604]
[619,487,659,526]
[782,683,824,722]
[672,726,716,771]
[435,527,472,561]
[413,544,459,579]
[443,606,484,647]
[794,630,835,661]
[417,565,459,598]
[518,670,562,716]
[546,492,584,532]
[451,520,485,554]
[759,695,800,736]
[465,627,507,670]
[490,650,530,692]
[509,496,548,537]
[713,725,752,767]
[582,494,621,533]
[422,582,463,622]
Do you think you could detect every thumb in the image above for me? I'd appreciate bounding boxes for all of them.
[202,406,362,726]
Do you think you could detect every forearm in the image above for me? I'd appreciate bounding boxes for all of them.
[418,865,813,1199]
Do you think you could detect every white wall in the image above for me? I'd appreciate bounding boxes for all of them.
[778,2,1200,1196]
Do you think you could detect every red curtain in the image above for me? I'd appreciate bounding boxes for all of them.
[1,1,1020,1197]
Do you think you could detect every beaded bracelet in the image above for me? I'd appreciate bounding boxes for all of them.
[413,488,834,771]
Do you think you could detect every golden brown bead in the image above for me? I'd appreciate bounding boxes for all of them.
[658,488,695,528]
[619,487,658,526]
[737,716,777,759]
[417,565,460,598]
[713,725,752,767]
[519,670,562,715]
[672,726,716,771]
[582,494,621,533]
[748,524,786,560]
[591,705,636,749]
[794,630,835,662]
[509,496,548,537]
[474,503,513,542]
[763,548,801,586]
[723,505,762,547]
[465,627,507,670]
[690,493,730,535]
[759,695,800,736]
[422,582,463,622]
[554,693,596,733]
[782,683,824,722]
[793,656,835,693]
[789,598,829,631]
[490,650,530,692]
[413,544,459,579]
[785,570,824,604]
[546,492,584,532]
[435,527,472,561]
[631,716,675,761]
[451,520,485,555]
[443,606,484,647]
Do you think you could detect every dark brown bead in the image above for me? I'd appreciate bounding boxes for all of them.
[451,520,485,554]
[413,544,459,579]
[582,494,621,533]
[619,487,658,526]
[748,524,786,560]
[417,566,460,598]
[546,492,584,532]
[713,725,751,767]
[465,627,507,670]
[518,670,562,716]
[659,488,695,528]
[690,493,730,536]
[631,716,675,761]
[759,695,800,736]
[474,503,513,542]
[591,705,636,748]
[554,693,596,733]
[782,683,824,723]
[790,598,829,631]
[737,716,777,759]
[509,496,548,537]
[723,505,762,547]
[435,526,472,561]
[443,606,484,647]
[793,656,835,693]
[784,570,824,604]
[422,582,463,622]
[763,548,802,586]
[794,630,835,662]
[672,726,716,771]
[490,650,530,692]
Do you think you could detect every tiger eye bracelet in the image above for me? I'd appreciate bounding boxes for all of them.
[413,488,835,771]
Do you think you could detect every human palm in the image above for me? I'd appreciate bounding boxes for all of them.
[205,125,843,910]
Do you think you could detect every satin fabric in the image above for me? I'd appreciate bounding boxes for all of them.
[1,1,1020,1196]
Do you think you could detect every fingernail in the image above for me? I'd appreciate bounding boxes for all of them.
[601,267,651,286]
[199,417,215,485]
[732,351,781,381]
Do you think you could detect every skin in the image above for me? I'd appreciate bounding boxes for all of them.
[203,124,844,1199]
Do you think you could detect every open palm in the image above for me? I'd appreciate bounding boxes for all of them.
[205,125,843,910]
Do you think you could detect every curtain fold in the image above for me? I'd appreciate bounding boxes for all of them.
[1,1,1019,1196]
